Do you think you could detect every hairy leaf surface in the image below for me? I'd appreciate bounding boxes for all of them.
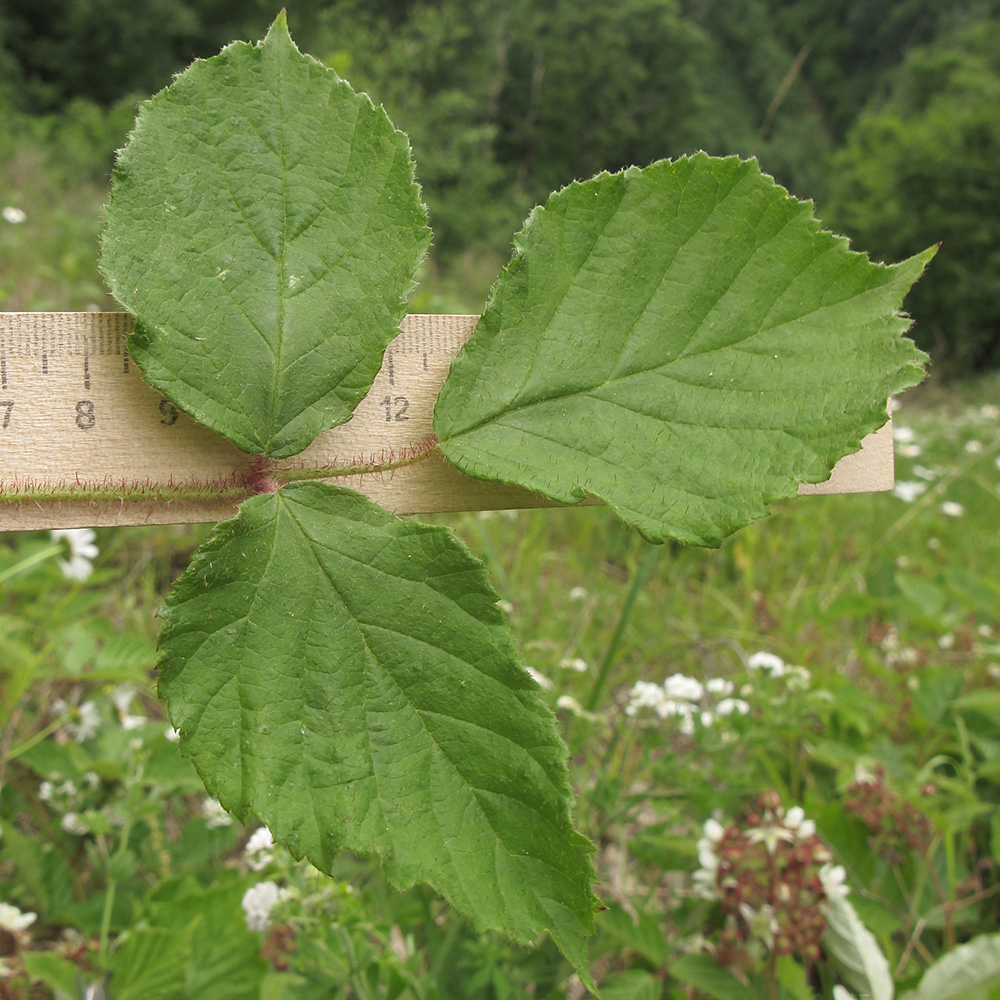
[100,14,430,457]
[434,154,932,545]
[156,483,598,976]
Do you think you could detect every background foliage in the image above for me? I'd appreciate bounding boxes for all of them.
[1,0,999,370]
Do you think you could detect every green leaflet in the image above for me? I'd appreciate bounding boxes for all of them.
[434,154,933,546]
[156,483,599,981]
[100,13,430,458]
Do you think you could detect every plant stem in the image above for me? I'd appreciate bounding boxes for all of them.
[585,542,661,712]
[0,437,445,508]
[0,543,62,585]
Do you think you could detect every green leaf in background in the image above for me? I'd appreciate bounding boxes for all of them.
[156,483,598,981]
[100,13,430,457]
[669,954,757,1000]
[821,894,895,1000]
[435,154,933,545]
[899,933,1000,1000]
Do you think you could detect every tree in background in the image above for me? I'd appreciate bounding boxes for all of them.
[824,19,1000,372]
[0,0,275,111]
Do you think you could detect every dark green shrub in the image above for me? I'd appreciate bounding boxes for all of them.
[824,20,1000,374]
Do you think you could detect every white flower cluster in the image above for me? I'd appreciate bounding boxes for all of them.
[693,809,849,904]
[746,651,811,689]
[201,798,233,829]
[626,673,750,733]
[241,880,292,932]
[245,826,275,871]
[38,772,102,836]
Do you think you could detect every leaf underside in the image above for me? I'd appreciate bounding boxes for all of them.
[100,13,430,458]
[434,154,932,546]
[156,483,598,977]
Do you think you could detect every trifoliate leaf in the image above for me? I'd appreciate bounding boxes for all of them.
[100,13,430,458]
[156,483,598,979]
[434,154,932,545]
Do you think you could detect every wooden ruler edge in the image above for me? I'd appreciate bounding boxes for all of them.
[0,312,894,530]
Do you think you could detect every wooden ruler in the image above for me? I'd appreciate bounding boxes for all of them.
[0,312,893,530]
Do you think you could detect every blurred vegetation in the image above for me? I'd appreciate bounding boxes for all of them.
[1,0,999,368]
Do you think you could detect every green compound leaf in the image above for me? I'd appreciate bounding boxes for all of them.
[100,13,430,458]
[434,154,933,546]
[156,483,598,981]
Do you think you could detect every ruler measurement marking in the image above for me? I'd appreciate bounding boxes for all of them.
[0,312,890,530]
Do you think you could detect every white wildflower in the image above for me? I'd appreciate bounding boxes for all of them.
[853,763,877,785]
[898,443,922,457]
[165,726,180,742]
[559,656,588,673]
[692,822,722,898]
[1,206,26,224]
[703,818,725,843]
[241,881,292,932]
[747,651,786,677]
[53,699,100,742]
[819,863,849,901]
[783,806,816,839]
[705,677,735,695]
[715,697,750,716]
[556,694,595,718]
[568,586,588,601]
[625,680,667,716]
[38,781,55,802]
[525,667,553,690]
[938,633,955,650]
[50,528,99,582]
[110,685,135,716]
[61,812,90,836]
[746,820,795,853]
[739,902,779,948]
[892,425,916,444]
[656,698,694,721]
[912,465,939,480]
[0,903,36,933]
[980,404,999,419]
[663,673,704,702]
[941,501,965,517]
[965,439,983,454]
[893,480,926,502]
[111,685,147,730]
[201,798,233,829]
[498,600,514,615]
[245,826,275,871]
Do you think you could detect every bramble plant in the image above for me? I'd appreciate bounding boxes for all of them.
[89,12,935,986]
